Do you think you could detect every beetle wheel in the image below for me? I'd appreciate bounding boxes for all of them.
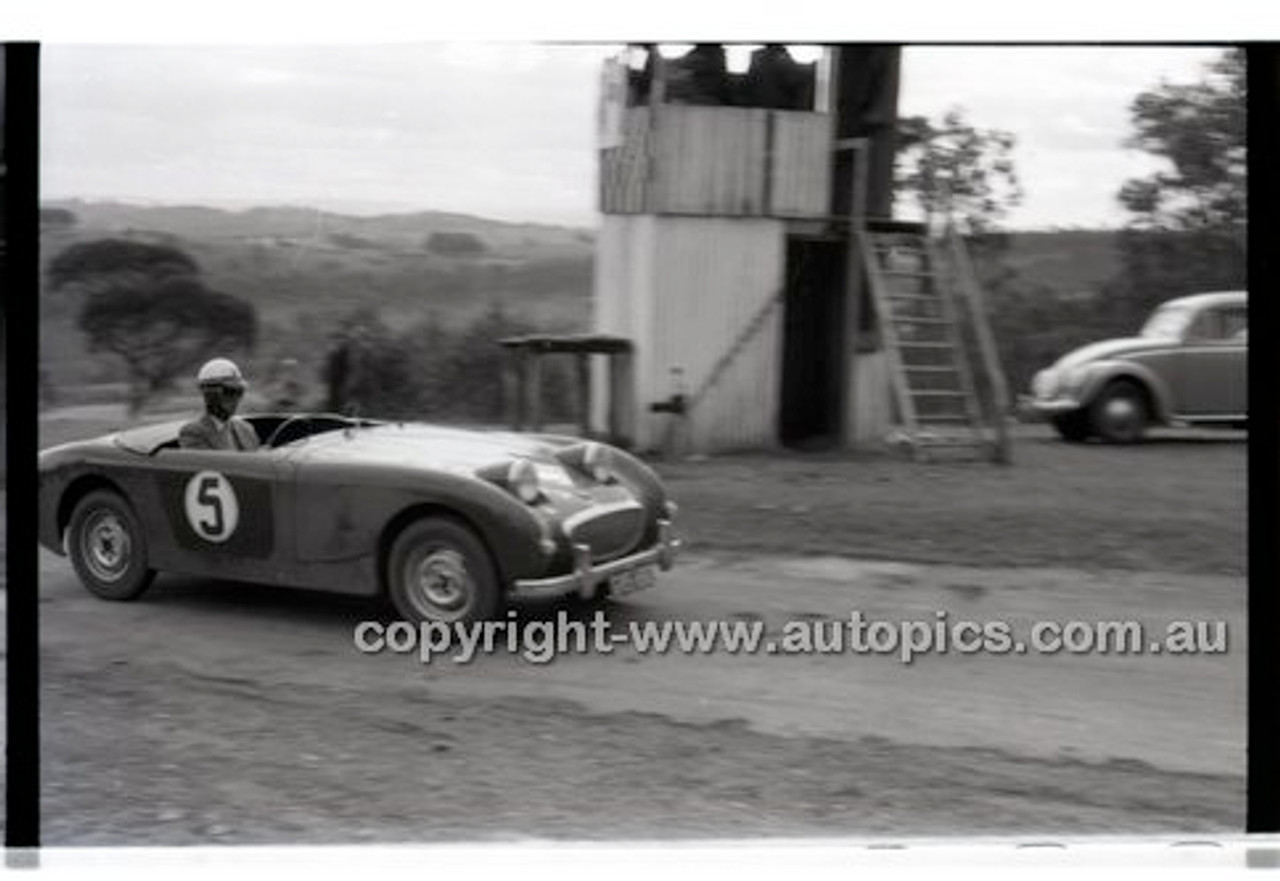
[1051,410,1093,443]
[1089,380,1149,444]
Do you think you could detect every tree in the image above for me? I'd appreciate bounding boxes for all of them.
[1118,48,1245,232]
[48,237,198,291]
[49,239,256,414]
[894,108,1023,236]
[1108,49,1246,326]
[78,276,257,414]
[40,206,79,229]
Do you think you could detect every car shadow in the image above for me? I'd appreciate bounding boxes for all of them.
[144,576,654,630]
[1020,429,1246,448]
[1136,432,1247,446]
[144,575,387,629]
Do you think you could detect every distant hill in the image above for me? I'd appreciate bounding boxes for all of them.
[40,200,598,386]
[39,199,1130,390]
[44,199,595,258]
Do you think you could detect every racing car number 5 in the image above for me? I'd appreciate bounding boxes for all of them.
[184,471,240,543]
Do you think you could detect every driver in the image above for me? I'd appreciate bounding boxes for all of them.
[179,358,261,451]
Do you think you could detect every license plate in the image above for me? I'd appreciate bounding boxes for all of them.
[608,565,656,597]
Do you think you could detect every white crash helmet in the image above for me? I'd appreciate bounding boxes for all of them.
[196,358,247,390]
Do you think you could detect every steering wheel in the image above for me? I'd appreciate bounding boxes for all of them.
[264,415,312,449]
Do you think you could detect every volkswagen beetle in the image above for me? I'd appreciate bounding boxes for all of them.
[1028,291,1247,443]
[38,414,682,623]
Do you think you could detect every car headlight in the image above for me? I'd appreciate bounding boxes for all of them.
[1059,366,1090,395]
[582,442,616,484]
[1032,370,1057,399]
[507,460,542,504]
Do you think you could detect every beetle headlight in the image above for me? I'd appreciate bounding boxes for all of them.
[1032,369,1057,399]
[582,442,616,484]
[507,460,542,504]
[1059,366,1090,395]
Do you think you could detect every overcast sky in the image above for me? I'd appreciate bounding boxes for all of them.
[41,43,1227,230]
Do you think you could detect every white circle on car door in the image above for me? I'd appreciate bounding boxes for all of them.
[184,471,240,543]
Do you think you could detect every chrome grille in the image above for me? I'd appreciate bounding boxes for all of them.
[564,502,646,563]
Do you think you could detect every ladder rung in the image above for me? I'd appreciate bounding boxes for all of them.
[911,390,966,397]
[892,316,949,325]
[914,439,987,449]
[898,341,954,349]
[881,270,936,279]
[904,365,958,373]
[917,415,972,423]
[888,293,941,302]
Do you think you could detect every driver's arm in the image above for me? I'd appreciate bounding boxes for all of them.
[235,418,261,451]
[179,421,214,450]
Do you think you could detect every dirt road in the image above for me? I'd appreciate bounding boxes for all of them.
[35,546,1244,844]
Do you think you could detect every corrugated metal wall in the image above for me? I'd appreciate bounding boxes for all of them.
[592,215,654,437]
[595,215,786,452]
[653,106,769,216]
[770,112,833,217]
[598,109,652,214]
[647,217,786,451]
[600,107,831,219]
[594,104,837,452]
[850,350,893,444]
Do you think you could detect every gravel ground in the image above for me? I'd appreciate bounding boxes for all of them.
[657,424,1245,576]
[42,649,1242,845]
[28,411,1248,844]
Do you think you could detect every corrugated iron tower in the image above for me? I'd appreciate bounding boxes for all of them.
[593,45,1007,457]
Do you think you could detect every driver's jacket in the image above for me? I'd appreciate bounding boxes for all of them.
[178,414,261,451]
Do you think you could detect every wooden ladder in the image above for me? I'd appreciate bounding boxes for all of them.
[858,219,1007,462]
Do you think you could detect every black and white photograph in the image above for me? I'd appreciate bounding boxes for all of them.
[16,28,1263,860]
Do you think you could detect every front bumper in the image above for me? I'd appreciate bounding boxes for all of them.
[1026,396,1083,415]
[511,518,682,600]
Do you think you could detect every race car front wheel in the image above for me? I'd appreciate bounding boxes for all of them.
[68,489,156,601]
[387,517,501,624]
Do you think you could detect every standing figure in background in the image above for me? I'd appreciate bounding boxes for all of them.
[323,341,351,413]
[626,43,657,106]
[271,357,304,412]
[323,323,373,415]
[666,44,734,106]
[743,44,815,110]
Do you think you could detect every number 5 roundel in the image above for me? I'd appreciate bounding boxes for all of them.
[183,471,240,543]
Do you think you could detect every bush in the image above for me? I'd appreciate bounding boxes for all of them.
[424,231,488,257]
[327,232,378,250]
[314,303,574,425]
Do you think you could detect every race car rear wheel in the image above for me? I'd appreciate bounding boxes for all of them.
[387,517,501,624]
[67,489,156,601]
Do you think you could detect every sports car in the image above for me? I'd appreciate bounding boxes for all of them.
[38,413,682,623]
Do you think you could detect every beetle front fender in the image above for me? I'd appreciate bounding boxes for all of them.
[1077,360,1173,422]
